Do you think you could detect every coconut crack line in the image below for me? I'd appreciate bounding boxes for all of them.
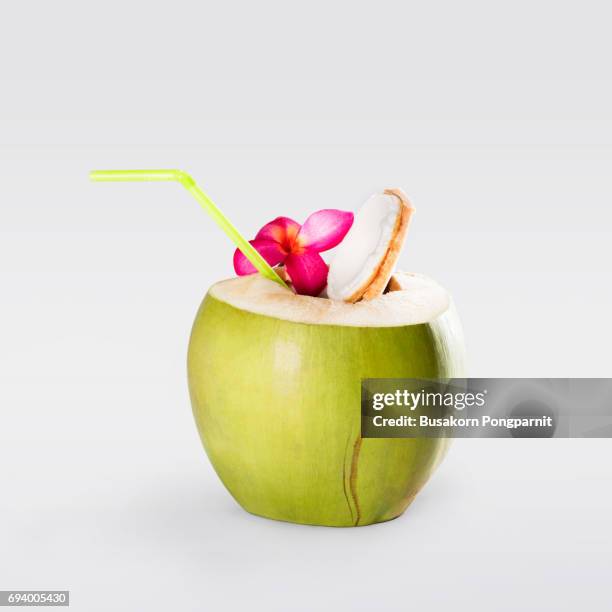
[349,435,363,526]
[342,430,355,525]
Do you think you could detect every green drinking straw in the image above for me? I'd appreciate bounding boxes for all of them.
[89,169,288,288]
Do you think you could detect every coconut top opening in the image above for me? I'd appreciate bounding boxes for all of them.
[209,271,450,327]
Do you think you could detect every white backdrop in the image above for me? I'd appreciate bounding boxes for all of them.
[1,2,611,610]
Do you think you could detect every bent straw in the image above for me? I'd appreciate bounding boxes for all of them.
[89,169,288,288]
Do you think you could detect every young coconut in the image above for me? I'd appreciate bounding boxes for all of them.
[327,188,415,302]
[188,271,465,526]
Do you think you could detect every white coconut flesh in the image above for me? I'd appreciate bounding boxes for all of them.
[326,191,413,303]
[209,272,450,328]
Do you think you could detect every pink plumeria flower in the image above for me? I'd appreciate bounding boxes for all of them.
[233,209,354,296]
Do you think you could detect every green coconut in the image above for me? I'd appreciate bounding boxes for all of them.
[187,271,466,527]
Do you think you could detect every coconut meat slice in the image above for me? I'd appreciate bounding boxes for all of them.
[326,189,414,302]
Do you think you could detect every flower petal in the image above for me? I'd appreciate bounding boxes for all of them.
[285,251,328,296]
[296,209,354,252]
[233,239,287,276]
[255,216,301,249]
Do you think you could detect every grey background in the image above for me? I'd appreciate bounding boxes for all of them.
[1,1,611,610]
